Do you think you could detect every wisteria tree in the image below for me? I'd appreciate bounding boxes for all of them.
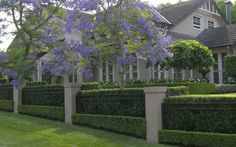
[0,0,173,88]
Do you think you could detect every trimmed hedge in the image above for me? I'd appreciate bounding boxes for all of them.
[0,84,13,100]
[18,105,64,121]
[162,95,236,133]
[0,78,8,84]
[165,94,236,103]
[72,114,146,138]
[22,85,64,106]
[159,130,236,147]
[26,81,48,86]
[189,83,216,94]
[77,88,145,117]
[166,86,189,97]
[0,100,13,112]
[216,84,236,94]
[225,56,236,78]
[81,82,119,90]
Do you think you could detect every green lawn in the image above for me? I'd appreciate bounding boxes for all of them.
[0,111,171,147]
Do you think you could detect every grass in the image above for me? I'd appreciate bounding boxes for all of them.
[0,111,172,147]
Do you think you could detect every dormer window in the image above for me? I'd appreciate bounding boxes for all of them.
[208,20,215,29]
[193,15,202,30]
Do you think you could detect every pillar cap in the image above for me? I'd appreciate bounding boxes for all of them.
[144,87,167,93]
[64,83,81,88]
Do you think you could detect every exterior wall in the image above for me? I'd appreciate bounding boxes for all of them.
[171,8,226,37]
[139,60,152,80]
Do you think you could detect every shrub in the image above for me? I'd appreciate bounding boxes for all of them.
[162,98,236,133]
[225,56,236,78]
[189,83,216,94]
[26,81,48,86]
[159,130,236,147]
[18,105,64,121]
[216,84,236,94]
[0,100,13,112]
[77,88,145,117]
[0,84,13,100]
[165,94,236,103]
[72,114,146,138]
[22,85,64,106]
[0,78,8,84]
[81,82,119,90]
[166,86,189,97]
[81,82,100,90]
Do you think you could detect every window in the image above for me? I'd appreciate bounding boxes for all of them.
[173,68,182,80]
[222,53,228,83]
[213,54,219,84]
[124,61,138,80]
[193,15,202,30]
[153,64,165,80]
[100,63,114,82]
[208,20,215,29]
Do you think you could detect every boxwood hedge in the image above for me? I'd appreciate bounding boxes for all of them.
[18,105,64,121]
[0,100,13,112]
[159,130,236,147]
[76,88,145,117]
[72,114,146,138]
[22,85,64,106]
[163,94,236,133]
[0,84,13,100]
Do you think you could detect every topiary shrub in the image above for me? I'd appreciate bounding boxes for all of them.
[72,114,146,138]
[225,56,236,79]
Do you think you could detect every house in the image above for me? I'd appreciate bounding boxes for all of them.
[35,0,235,84]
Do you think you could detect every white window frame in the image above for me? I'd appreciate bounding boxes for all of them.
[99,62,115,82]
[193,14,203,30]
[152,64,166,80]
[124,59,140,80]
[207,18,216,29]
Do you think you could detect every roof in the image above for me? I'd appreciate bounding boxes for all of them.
[168,32,194,40]
[160,0,204,24]
[196,24,236,48]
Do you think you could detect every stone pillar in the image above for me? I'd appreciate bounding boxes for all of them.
[64,83,80,124]
[144,87,167,143]
[13,87,23,113]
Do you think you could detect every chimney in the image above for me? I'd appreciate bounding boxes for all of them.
[225,0,232,25]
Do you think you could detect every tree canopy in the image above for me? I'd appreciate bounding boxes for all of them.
[0,0,173,88]
[166,40,214,79]
[215,0,236,24]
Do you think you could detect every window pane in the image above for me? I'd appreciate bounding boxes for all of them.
[102,63,106,81]
[132,63,138,79]
[193,16,201,29]
[108,64,113,82]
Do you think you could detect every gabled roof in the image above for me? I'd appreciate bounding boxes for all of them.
[196,24,236,48]
[160,0,226,25]
[160,0,204,24]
